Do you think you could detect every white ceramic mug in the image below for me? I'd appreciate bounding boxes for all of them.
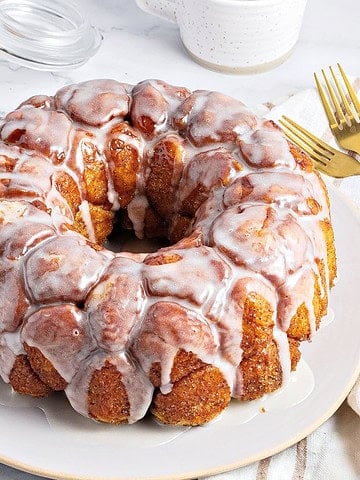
[135,0,308,73]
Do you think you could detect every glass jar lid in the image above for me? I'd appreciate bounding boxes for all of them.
[0,0,102,70]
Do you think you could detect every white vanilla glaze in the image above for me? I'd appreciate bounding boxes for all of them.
[0,79,335,424]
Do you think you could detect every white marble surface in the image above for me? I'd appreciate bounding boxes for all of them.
[0,0,359,479]
[0,0,359,113]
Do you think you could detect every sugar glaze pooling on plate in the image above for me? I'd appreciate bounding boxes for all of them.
[0,358,314,447]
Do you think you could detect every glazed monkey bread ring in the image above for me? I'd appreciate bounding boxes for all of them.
[0,79,336,425]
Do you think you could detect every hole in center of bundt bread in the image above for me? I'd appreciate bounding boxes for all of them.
[104,223,170,254]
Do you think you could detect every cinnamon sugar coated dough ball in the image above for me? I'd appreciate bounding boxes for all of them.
[0,79,336,426]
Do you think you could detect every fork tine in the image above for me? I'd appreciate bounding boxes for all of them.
[280,126,328,166]
[338,63,360,118]
[329,65,354,120]
[321,68,347,125]
[279,116,360,178]
[314,72,338,128]
[279,118,331,165]
[280,116,336,154]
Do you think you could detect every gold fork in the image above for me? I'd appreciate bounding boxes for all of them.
[279,116,360,178]
[314,63,360,155]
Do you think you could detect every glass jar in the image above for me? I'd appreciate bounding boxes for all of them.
[0,0,102,70]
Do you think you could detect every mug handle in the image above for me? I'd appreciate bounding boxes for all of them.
[135,0,177,23]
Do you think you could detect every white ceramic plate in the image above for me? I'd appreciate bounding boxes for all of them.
[0,184,359,480]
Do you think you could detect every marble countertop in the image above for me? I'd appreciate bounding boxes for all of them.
[0,0,359,112]
[0,1,359,479]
